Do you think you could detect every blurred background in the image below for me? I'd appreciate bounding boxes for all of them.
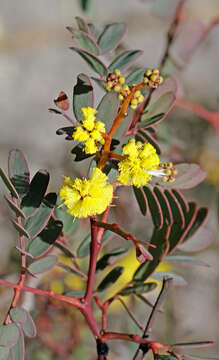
[0,0,219,359]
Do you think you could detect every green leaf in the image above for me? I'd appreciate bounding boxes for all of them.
[133,186,147,216]
[143,186,163,228]
[97,92,119,131]
[56,126,75,140]
[11,220,30,239]
[55,197,79,237]
[138,113,165,128]
[97,266,124,292]
[120,282,157,296]
[152,271,187,286]
[57,263,84,278]
[136,130,161,155]
[96,248,128,271]
[0,346,9,360]
[153,187,173,225]
[77,230,112,258]
[21,170,50,217]
[10,307,27,324]
[28,255,57,274]
[71,143,94,162]
[77,233,91,258]
[184,208,208,242]
[25,193,57,239]
[133,225,169,282]
[8,149,30,197]
[73,73,94,121]
[97,23,127,53]
[20,310,37,338]
[75,16,89,33]
[141,92,175,126]
[28,218,63,257]
[0,167,19,198]
[0,324,19,347]
[157,355,177,360]
[4,196,26,219]
[164,189,185,227]
[126,68,147,85]
[165,255,209,267]
[65,291,85,297]
[67,27,100,55]
[70,47,108,77]
[11,328,25,360]
[109,50,143,72]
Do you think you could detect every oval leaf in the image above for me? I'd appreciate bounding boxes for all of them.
[20,310,37,338]
[11,220,30,239]
[0,324,19,347]
[73,73,94,121]
[0,168,19,199]
[28,218,63,257]
[25,193,57,239]
[10,307,27,324]
[4,196,26,219]
[133,186,147,216]
[126,68,147,86]
[8,149,30,197]
[97,266,124,292]
[21,170,50,217]
[97,23,127,53]
[97,92,119,131]
[67,27,100,55]
[70,47,108,77]
[120,282,157,296]
[96,248,128,271]
[28,255,57,274]
[165,255,209,267]
[152,271,187,286]
[109,50,143,72]
[75,16,89,33]
[0,346,9,360]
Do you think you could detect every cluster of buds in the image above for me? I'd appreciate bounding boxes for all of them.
[130,88,144,110]
[160,162,178,183]
[105,69,125,92]
[143,69,163,89]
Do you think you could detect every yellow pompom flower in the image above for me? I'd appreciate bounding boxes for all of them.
[59,168,113,218]
[73,107,106,154]
[117,139,160,188]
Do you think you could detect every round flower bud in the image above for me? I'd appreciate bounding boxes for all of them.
[159,76,164,84]
[145,70,152,77]
[119,76,125,84]
[114,69,121,76]
[113,85,121,92]
[130,104,137,110]
[131,98,138,106]
[118,94,124,101]
[143,77,149,84]
[152,68,159,75]
[123,84,129,91]
[150,74,158,82]
[134,90,141,98]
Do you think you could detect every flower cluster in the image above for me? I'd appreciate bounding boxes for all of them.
[73,107,105,154]
[59,168,113,218]
[117,139,160,188]
[143,68,163,88]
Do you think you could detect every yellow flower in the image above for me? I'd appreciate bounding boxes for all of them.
[59,168,113,218]
[117,139,160,187]
[73,107,106,154]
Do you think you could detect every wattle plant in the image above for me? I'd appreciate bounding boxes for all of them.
[0,4,218,360]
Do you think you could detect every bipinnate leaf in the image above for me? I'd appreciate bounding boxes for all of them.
[133,225,170,282]
[0,346,9,360]
[183,207,208,242]
[97,266,124,292]
[164,189,185,228]
[10,307,27,324]
[75,16,89,33]
[28,218,63,257]
[97,92,119,131]
[28,255,57,274]
[152,271,187,286]
[4,196,26,219]
[133,186,147,216]
[21,170,50,217]
[8,149,30,197]
[154,163,207,190]
[25,193,57,239]
[56,126,75,140]
[20,310,37,338]
[55,197,79,237]
[0,168,19,199]
[96,248,128,271]
[109,50,143,72]
[165,255,209,267]
[97,23,127,53]
[120,282,157,296]
[73,73,94,121]
[67,27,100,55]
[0,324,19,347]
[143,186,163,228]
[70,47,108,77]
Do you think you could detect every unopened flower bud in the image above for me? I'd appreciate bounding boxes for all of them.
[145,70,152,77]
[114,69,121,76]
[113,85,121,92]
[118,94,124,101]
[119,76,125,84]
